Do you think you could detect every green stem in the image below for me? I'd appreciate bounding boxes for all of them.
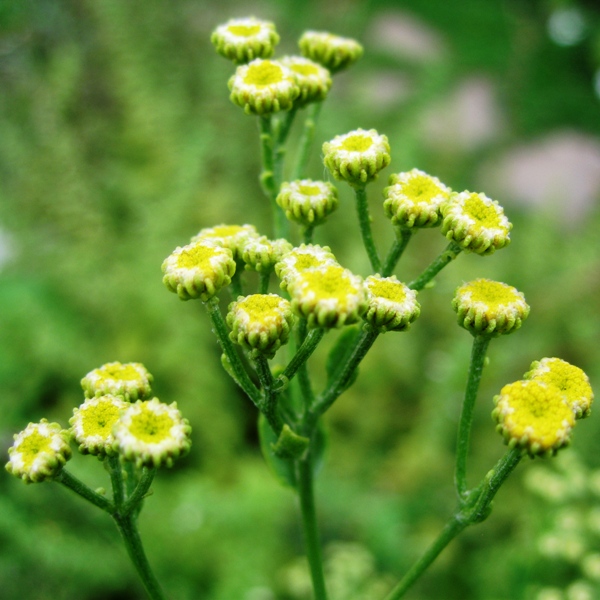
[303,223,315,245]
[205,297,262,407]
[122,467,156,517]
[455,335,492,500]
[258,270,271,294]
[230,262,244,298]
[293,103,322,180]
[55,468,114,514]
[381,228,414,277]
[296,454,328,600]
[254,354,284,435]
[409,242,462,291]
[115,514,167,600]
[296,319,314,409]
[354,185,381,273]
[108,453,125,509]
[279,328,326,385]
[276,107,298,145]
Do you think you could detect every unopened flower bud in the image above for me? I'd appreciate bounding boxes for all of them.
[363,275,420,332]
[299,30,363,73]
[81,362,153,401]
[274,244,338,291]
[211,17,280,64]
[280,56,332,107]
[241,237,293,272]
[192,224,260,261]
[276,180,339,227]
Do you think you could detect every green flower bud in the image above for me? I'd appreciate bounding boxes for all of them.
[81,361,153,401]
[524,358,594,419]
[383,168,452,228]
[229,59,300,115]
[241,236,293,273]
[192,224,260,261]
[492,379,575,457]
[211,17,280,64]
[276,180,339,227]
[299,30,363,73]
[113,398,192,468]
[323,128,391,187]
[274,244,338,291]
[280,56,332,107]
[441,191,511,255]
[162,241,236,301]
[227,293,295,358]
[363,275,420,332]
[6,420,72,483]
[452,279,530,337]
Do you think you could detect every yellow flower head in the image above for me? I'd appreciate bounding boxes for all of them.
[363,275,421,333]
[162,240,236,301]
[280,56,332,107]
[228,59,300,115]
[441,191,511,255]
[274,244,338,291]
[383,169,452,228]
[493,379,575,457]
[6,420,72,483]
[192,224,260,261]
[70,395,129,456]
[452,279,530,337]
[81,361,153,401]
[241,236,293,273]
[227,293,295,358]
[524,358,594,419]
[289,264,367,329]
[299,30,363,73]
[211,17,280,64]
[113,398,192,468]
[276,180,339,227]
[323,128,391,187]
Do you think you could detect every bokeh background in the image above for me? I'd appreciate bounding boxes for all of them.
[1,0,599,599]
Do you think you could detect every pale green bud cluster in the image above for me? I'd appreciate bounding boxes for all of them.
[241,236,293,272]
[81,361,153,402]
[280,56,332,107]
[275,244,338,292]
[299,30,363,73]
[211,17,280,64]
[363,275,420,333]
[276,180,338,227]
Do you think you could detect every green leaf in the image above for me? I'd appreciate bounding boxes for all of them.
[326,326,361,392]
[258,413,297,489]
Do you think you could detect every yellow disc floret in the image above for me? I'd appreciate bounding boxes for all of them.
[275,244,338,291]
[493,380,575,457]
[211,17,280,64]
[81,361,153,401]
[363,275,421,332]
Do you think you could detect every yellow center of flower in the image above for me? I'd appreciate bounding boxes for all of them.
[464,193,503,228]
[534,359,593,411]
[298,184,322,196]
[340,135,373,153]
[129,410,175,443]
[237,295,284,323]
[80,401,122,439]
[369,278,407,302]
[302,267,358,302]
[227,24,261,37]
[203,225,245,239]
[294,254,325,270]
[291,63,320,77]
[403,175,444,203]
[464,280,521,307]
[177,244,219,269]
[97,363,140,381]
[244,61,284,86]
[20,430,53,467]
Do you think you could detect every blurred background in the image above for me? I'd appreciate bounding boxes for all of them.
[1,0,599,598]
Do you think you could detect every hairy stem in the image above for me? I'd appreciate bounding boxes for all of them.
[55,469,114,514]
[293,103,323,180]
[254,354,284,435]
[354,185,381,273]
[409,241,462,291]
[381,228,414,277]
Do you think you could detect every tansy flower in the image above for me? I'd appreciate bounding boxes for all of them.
[383,169,452,228]
[299,30,363,73]
[229,59,300,115]
[323,128,391,187]
[289,264,367,328]
[191,224,260,261]
[363,275,420,332]
[280,56,332,107]
[6,420,72,483]
[70,395,129,456]
[81,362,153,401]
[113,398,192,469]
[241,236,293,273]
[274,244,338,291]
[524,358,594,419]
[276,180,339,227]
[227,294,295,358]
[452,279,530,337]
[211,17,280,64]
[493,379,575,457]
[441,191,511,255]
[162,241,236,301]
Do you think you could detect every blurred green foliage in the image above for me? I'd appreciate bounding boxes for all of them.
[1,0,599,598]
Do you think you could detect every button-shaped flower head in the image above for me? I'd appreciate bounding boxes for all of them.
[211,17,280,64]
[229,59,300,116]
[70,395,129,456]
[524,358,594,419]
[192,224,260,261]
[441,191,511,255]
[227,294,295,358]
[81,362,153,401]
[493,380,575,457]
[113,398,192,468]
[289,264,367,329]
[280,56,332,107]
[452,279,530,337]
[299,30,363,73]
[383,169,452,229]
[241,236,293,273]
[276,180,339,227]
[162,240,236,301]
[6,420,72,483]
[275,244,338,292]
[363,275,420,333]
[323,129,391,188]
